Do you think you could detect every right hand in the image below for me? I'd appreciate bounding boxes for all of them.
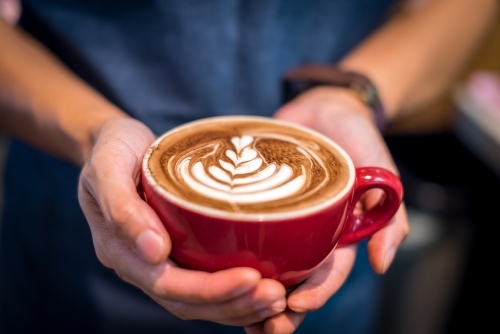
[245,86,410,334]
[77,117,287,326]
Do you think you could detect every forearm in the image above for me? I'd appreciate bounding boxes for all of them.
[0,20,128,166]
[340,0,498,120]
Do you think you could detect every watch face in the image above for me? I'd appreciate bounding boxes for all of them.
[350,80,378,105]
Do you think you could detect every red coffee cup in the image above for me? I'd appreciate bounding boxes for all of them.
[142,116,403,288]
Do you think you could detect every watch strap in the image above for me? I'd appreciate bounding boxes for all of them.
[282,65,387,132]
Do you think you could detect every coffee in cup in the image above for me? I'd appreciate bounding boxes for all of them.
[147,117,350,215]
[142,115,403,287]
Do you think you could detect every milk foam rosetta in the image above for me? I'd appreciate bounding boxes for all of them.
[148,119,350,214]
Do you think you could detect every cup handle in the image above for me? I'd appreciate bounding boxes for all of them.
[337,167,403,246]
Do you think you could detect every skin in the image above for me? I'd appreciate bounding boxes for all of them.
[0,0,497,333]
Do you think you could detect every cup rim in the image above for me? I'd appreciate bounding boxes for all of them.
[142,115,356,221]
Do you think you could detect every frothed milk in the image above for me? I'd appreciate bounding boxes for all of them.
[147,117,350,214]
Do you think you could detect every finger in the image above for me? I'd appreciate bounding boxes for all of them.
[245,310,306,334]
[150,279,286,325]
[286,245,357,313]
[113,247,287,325]
[203,278,285,323]
[108,240,263,304]
[154,298,286,327]
[367,205,410,274]
[99,234,282,324]
[244,322,265,334]
[155,271,282,306]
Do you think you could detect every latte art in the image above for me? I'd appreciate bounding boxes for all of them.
[179,135,310,204]
[147,118,350,214]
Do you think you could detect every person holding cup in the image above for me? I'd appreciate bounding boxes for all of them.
[0,1,497,334]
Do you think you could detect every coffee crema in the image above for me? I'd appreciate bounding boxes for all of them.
[147,117,350,214]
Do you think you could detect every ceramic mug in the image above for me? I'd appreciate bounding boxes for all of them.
[141,116,403,288]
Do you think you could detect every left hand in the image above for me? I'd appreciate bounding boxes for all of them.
[245,86,410,334]
[78,118,287,327]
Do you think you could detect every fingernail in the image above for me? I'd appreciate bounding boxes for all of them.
[255,296,286,311]
[136,230,164,263]
[382,246,396,273]
[271,297,287,311]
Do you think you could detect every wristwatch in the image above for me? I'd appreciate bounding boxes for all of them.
[282,64,387,132]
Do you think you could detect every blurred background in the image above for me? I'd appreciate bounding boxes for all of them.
[0,7,499,334]
[375,8,500,334]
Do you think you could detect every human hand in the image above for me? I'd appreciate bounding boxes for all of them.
[77,117,287,327]
[245,86,409,334]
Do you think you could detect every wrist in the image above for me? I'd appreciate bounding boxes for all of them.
[282,64,387,132]
[291,85,376,124]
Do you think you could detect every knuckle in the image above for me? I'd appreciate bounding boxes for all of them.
[82,191,103,221]
[150,283,166,298]
[403,223,410,236]
[77,168,100,213]
[94,247,112,268]
[150,278,174,300]
[114,270,131,284]
[79,163,97,186]
[166,302,192,321]
[107,204,135,234]
[401,223,410,241]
